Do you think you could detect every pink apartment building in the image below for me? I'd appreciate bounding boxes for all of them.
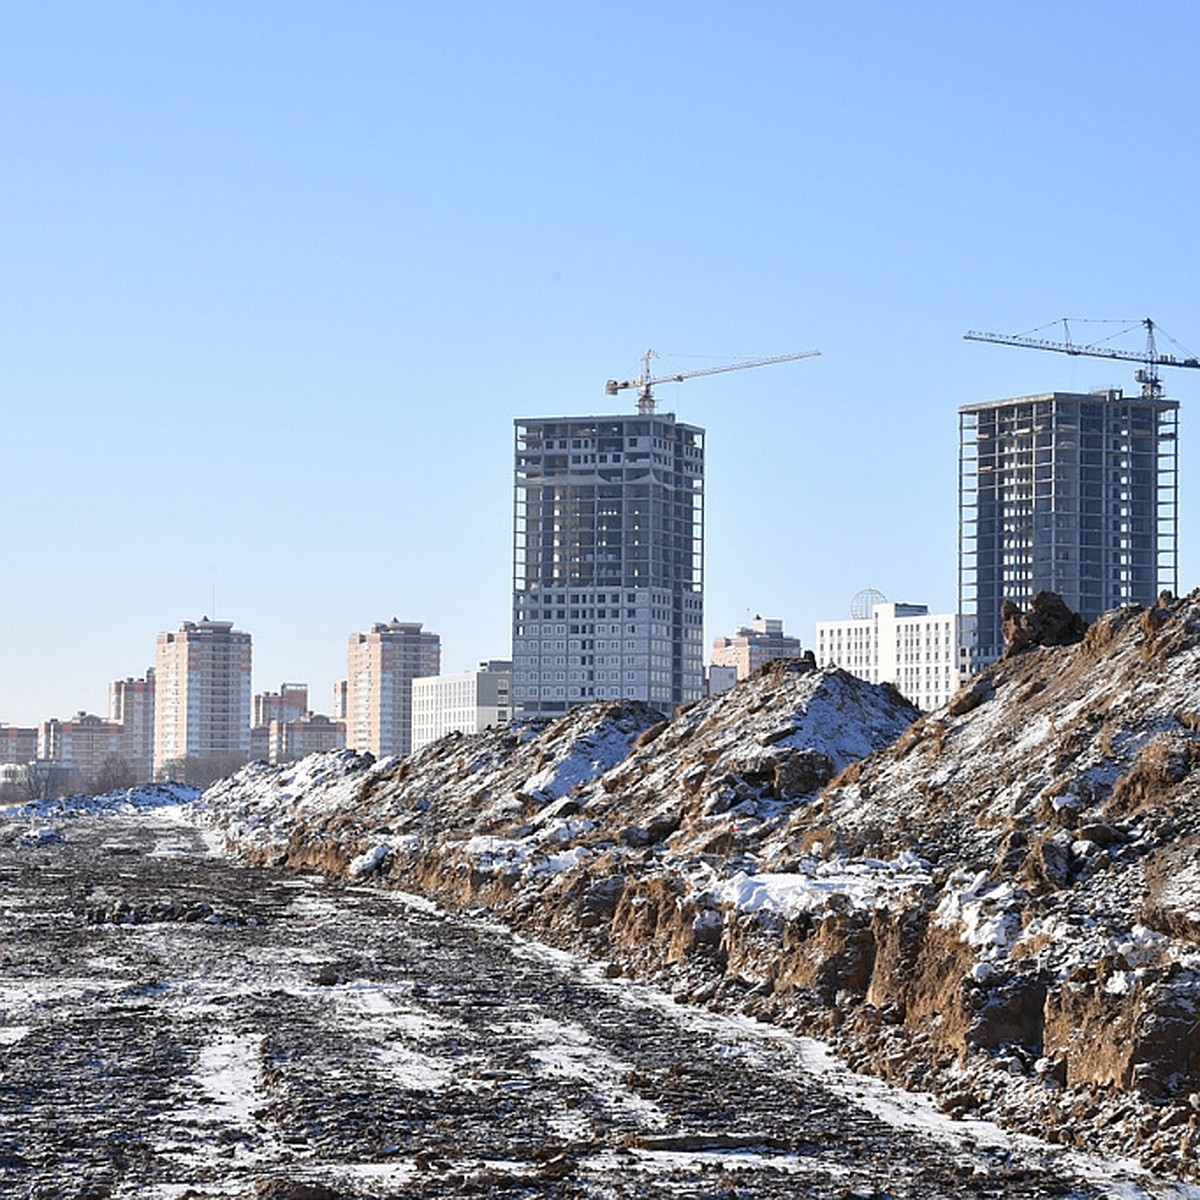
[153,618,252,778]
[344,620,440,758]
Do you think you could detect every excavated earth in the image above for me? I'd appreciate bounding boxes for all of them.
[0,799,1137,1198]
[198,591,1200,1185]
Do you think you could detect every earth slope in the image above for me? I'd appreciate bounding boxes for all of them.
[204,592,1200,1181]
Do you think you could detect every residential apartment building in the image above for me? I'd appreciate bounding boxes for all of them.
[512,411,705,716]
[816,601,966,712]
[345,620,441,758]
[249,684,343,764]
[959,389,1179,668]
[411,660,512,752]
[39,712,124,787]
[109,669,155,780]
[153,618,252,778]
[0,725,38,765]
[710,616,803,681]
[253,684,309,729]
[251,711,346,764]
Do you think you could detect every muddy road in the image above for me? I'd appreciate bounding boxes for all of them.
[0,802,1164,1198]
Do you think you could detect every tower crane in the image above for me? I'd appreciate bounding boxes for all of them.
[605,348,820,414]
[964,318,1200,399]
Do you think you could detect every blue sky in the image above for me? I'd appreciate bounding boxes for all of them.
[3,1,1199,725]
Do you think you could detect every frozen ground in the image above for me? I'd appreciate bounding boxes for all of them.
[1,800,1196,1199]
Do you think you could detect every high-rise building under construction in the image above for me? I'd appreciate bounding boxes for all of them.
[511,411,705,716]
[958,388,1178,667]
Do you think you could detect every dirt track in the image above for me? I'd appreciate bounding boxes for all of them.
[0,805,1139,1198]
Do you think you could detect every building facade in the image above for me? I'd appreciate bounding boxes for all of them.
[153,618,252,778]
[109,669,156,780]
[39,712,125,788]
[959,389,1179,668]
[512,411,705,716]
[345,621,441,758]
[411,660,513,752]
[253,684,308,729]
[331,679,348,722]
[0,725,38,765]
[816,602,966,713]
[251,712,346,764]
[711,616,803,681]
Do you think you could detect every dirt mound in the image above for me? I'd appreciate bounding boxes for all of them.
[205,593,1200,1181]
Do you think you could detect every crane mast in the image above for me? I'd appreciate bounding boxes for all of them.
[964,318,1200,399]
[605,348,820,414]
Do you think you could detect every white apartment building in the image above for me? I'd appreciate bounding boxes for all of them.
[411,660,512,752]
[816,602,967,712]
[512,411,705,716]
[345,620,441,758]
[153,618,252,777]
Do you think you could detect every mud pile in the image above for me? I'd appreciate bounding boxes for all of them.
[204,590,1200,1181]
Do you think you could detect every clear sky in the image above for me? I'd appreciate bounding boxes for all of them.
[3,1,1199,726]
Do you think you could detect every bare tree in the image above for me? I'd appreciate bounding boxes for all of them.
[21,760,72,802]
[87,754,138,796]
[159,754,247,789]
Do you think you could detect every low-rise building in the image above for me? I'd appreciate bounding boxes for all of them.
[39,712,125,789]
[711,616,803,681]
[411,660,512,752]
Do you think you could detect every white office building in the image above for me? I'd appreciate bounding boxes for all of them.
[512,411,705,715]
[411,660,513,752]
[816,601,968,713]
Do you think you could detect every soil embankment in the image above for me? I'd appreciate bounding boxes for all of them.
[205,591,1200,1181]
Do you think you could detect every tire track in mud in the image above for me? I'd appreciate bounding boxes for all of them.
[0,806,1135,1198]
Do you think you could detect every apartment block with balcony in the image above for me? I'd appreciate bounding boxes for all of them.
[0,724,38,765]
[109,669,155,780]
[39,711,125,789]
